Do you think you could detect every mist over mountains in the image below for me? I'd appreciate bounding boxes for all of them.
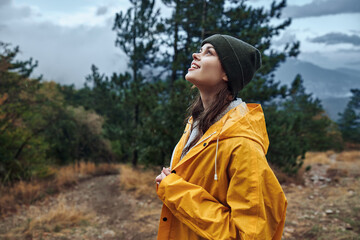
[275,59,360,120]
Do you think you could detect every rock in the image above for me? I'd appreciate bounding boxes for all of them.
[346,223,353,230]
[325,209,333,214]
[103,230,116,238]
[308,195,314,199]
[291,220,299,225]
[284,227,294,233]
[339,226,346,231]
[310,175,318,181]
[347,189,355,196]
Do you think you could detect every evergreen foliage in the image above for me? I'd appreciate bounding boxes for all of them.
[112,0,161,166]
[338,89,360,143]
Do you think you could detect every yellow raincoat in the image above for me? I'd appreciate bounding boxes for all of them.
[156,103,287,240]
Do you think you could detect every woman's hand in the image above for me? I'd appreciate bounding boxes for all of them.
[155,167,171,184]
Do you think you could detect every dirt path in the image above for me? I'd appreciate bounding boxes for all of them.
[0,174,163,240]
[50,174,162,240]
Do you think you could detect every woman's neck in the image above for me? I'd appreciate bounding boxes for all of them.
[199,91,217,111]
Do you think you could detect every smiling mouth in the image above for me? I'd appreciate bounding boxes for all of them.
[189,62,200,70]
[191,63,200,69]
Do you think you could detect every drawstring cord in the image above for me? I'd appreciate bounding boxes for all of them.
[214,114,229,181]
[214,136,220,180]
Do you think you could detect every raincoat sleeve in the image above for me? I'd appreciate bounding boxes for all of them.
[157,139,287,240]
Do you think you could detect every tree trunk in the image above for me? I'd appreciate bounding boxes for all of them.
[201,0,207,40]
[171,0,180,87]
[132,1,139,167]
[132,102,139,166]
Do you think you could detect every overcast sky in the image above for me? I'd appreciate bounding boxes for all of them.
[0,0,359,87]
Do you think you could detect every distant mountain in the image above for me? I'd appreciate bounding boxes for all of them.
[275,59,360,120]
[321,97,349,120]
[336,67,360,79]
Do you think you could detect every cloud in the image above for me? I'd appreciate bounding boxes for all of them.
[96,6,108,16]
[283,0,360,18]
[0,1,134,87]
[2,20,127,87]
[347,60,360,66]
[309,32,360,46]
[272,32,298,46]
[350,29,360,34]
[0,0,35,21]
[298,48,360,71]
[0,0,11,7]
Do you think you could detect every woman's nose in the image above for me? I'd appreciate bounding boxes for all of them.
[192,52,200,60]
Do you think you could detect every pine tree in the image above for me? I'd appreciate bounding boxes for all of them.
[338,89,360,143]
[160,0,224,83]
[266,75,342,174]
[112,0,161,166]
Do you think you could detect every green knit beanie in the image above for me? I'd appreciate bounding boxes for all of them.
[201,34,262,98]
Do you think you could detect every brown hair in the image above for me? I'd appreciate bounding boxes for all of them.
[182,86,232,155]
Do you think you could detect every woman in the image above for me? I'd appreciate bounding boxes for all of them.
[155,34,287,240]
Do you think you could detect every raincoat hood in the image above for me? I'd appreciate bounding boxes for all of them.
[213,102,269,154]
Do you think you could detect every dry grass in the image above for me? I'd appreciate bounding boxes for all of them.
[337,151,360,162]
[119,164,158,199]
[1,198,94,240]
[74,161,96,176]
[330,151,360,178]
[303,150,336,165]
[0,181,44,216]
[299,150,360,181]
[0,193,16,216]
[0,161,119,217]
[91,162,120,176]
[13,181,44,204]
[54,165,79,188]
[270,151,338,185]
[25,199,94,234]
[55,161,119,188]
[272,150,360,185]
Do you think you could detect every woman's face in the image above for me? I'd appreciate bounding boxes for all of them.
[185,43,228,92]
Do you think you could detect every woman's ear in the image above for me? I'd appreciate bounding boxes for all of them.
[222,73,228,82]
